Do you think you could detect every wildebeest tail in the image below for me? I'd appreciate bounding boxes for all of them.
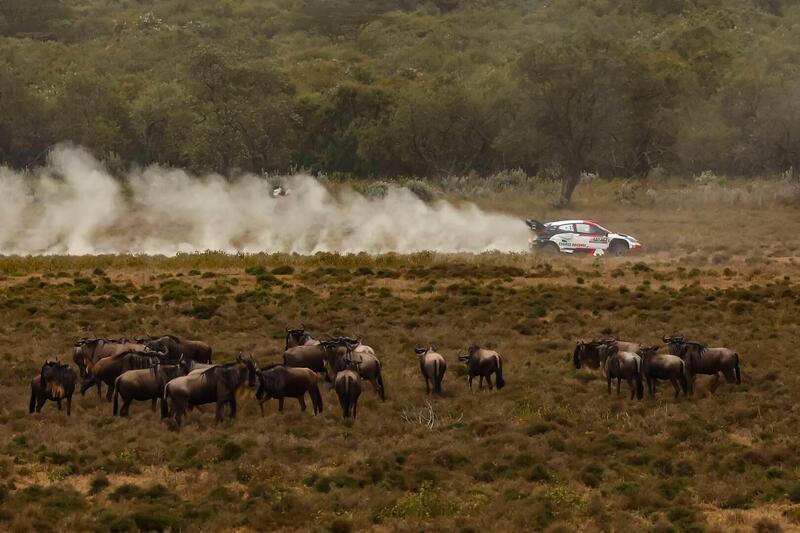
[433,360,443,395]
[377,369,386,401]
[29,386,36,414]
[495,355,506,390]
[678,361,689,395]
[310,384,323,414]
[734,353,741,384]
[112,378,120,416]
[635,358,644,400]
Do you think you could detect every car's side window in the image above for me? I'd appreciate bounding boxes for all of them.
[589,224,606,235]
[557,224,574,232]
[575,223,591,233]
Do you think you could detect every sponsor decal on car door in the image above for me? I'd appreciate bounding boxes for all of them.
[555,223,577,250]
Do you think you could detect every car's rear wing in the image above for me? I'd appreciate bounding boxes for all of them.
[525,218,545,233]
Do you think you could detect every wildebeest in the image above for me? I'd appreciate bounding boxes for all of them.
[334,364,362,420]
[164,356,257,429]
[113,363,186,417]
[600,344,643,400]
[330,339,385,400]
[256,364,323,415]
[80,349,166,400]
[141,335,213,364]
[600,337,642,355]
[458,345,505,390]
[29,361,77,415]
[284,325,320,350]
[283,343,333,375]
[573,340,604,370]
[638,345,688,399]
[663,335,741,395]
[415,346,446,395]
[73,338,147,393]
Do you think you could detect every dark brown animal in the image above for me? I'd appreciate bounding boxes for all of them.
[573,340,603,370]
[663,335,741,395]
[256,364,323,415]
[284,325,320,350]
[80,349,165,400]
[334,367,361,420]
[330,339,386,400]
[283,343,331,375]
[458,345,505,390]
[142,335,213,364]
[29,361,77,415]
[113,363,186,417]
[600,344,643,400]
[73,338,146,395]
[638,345,688,399]
[415,346,446,395]
[164,356,257,429]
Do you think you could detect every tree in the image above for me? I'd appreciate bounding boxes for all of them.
[0,64,51,167]
[513,36,634,205]
[185,48,298,174]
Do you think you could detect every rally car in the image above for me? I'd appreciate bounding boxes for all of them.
[525,218,642,256]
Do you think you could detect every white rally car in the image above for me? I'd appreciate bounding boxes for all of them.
[525,218,642,256]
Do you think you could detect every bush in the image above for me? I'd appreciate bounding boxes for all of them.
[404,179,436,202]
[364,181,390,199]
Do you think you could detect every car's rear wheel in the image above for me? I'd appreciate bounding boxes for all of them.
[608,240,629,257]
[542,242,560,255]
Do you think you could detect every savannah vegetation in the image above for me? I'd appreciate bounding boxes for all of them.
[2,0,800,203]
[1,185,800,531]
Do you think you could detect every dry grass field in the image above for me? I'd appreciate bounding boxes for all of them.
[1,181,800,532]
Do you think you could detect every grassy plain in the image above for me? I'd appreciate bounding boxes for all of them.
[0,180,799,532]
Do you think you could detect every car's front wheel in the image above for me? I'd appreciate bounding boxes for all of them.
[608,240,629,257]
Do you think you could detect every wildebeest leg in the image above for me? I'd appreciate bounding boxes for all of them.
[298,396,307,412]
[468,375,473,390]
[215,400,226,424]
[36,396,47,413]
[628,378,635,400]
[57,400,62,411]
[259,400,266,417]
[352,398,358,420]
[229,396,238,420]
[671,379,679,398]
[425,378,430,394]
[722,368,736,384]
[66,395,72,416]
[479,376,484,390]
[616,378,621,396]
[607,375,612,394]
[278,398,285,412]
[105,385,114,402]
[485,374,493,390]
[709,373,720,393]
[151,399,157,412]
[121,398,132,417]
[370,378,381,397]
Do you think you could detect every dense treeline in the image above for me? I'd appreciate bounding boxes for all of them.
[1,0,799,202]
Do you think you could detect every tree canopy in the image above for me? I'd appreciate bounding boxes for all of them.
[1,0,799,202]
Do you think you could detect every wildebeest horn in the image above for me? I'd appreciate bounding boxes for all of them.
[430,344,437,352]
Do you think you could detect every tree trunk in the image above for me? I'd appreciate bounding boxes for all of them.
[557,173,581,207]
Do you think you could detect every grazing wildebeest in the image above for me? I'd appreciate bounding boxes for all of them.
[80,349,166,400]
[415,346,447,395]
[334,364,362,420]
[331,340,385,401]
[638,345,688,399]
[600,344,643,400]
[663,335,741,395]
[141,335,213,364]
[73,338,146,394]
[164,356,257,429]
[29,361,77,415]
[113,363,186,417]
[256,364,323,415]
[458,345,505,390]
[284,325,321,350]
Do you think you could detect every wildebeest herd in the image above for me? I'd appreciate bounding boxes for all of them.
[573,335,742,400]
[29,329,741,429]
[28,327,506,429]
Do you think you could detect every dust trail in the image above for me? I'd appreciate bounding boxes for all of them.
[0,145,529,255]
